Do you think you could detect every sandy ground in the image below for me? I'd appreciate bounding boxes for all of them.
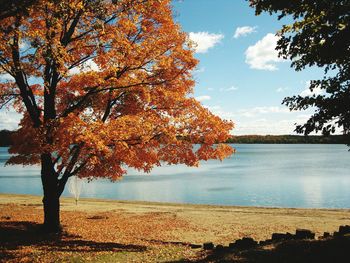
[1,193,350,245]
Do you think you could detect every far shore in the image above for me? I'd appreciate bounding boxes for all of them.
[1,130,349,147]
[1,193,350,244]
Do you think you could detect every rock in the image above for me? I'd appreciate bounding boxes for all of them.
[285,232,294,240]
[323,232,330,238]
[259,240,266,246]
[272,233,285,241]
[318,232,330,240]
[229,242,236,249]
[295,229,315,240]
[215,244,225,251]
[339,225,350,235]
[271,232,294,241]
[264,239,273,245]
[190,244,202,249]
[234,237,258,250]
[203,242,214,250]
[271,233,286,241]
[333,231,341,237]
[260,239,273,246]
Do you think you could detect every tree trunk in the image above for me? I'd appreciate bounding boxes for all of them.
[41,153,61,233]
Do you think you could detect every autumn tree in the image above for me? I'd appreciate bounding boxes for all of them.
[0,0,233,232]
[249,0,350,140]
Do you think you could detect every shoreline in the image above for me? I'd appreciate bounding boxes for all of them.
[1,193,350,212]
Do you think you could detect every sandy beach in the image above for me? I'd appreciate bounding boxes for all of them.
[1,193,350,243]
[1,193,350,262]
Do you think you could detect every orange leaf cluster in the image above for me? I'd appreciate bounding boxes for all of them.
[1,0,234,180]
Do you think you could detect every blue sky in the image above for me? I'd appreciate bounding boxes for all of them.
[0,0,325,135]
[172,0,324,135]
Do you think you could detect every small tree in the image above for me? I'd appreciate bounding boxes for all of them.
[0,0,233,232]
[249,0,350,140]
[68,176,83,205]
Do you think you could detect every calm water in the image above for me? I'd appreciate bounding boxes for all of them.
[1,144,350,208]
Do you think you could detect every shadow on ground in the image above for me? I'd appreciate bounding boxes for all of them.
[0,221,147,262]
[169,236,350,263]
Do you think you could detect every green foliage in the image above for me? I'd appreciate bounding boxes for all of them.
[227,135,348,144]
[249,0,350,138]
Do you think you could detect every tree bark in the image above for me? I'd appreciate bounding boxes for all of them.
[41,153,61,233]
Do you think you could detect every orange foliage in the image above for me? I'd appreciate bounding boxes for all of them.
[0,0,233,181]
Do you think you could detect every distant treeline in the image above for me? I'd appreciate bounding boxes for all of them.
[0,130,14,146]
[0,130,349,146]
[227,135,349,144]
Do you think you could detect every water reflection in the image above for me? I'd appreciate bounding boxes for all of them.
[301,176,324,207]
[0,144,350,208]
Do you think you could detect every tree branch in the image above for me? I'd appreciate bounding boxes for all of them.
[57,144,83,196]
[11,16,41,127]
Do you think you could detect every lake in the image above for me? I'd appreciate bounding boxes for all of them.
[0,144,350,208]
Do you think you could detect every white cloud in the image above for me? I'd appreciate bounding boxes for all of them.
[207,105,290,120]
[226,86,238,91]
[192,67,205,74]
[232,116,309,135]
[0,73,14,82]
[276,87,288,93]
[19,40,29,51]
[0,110,21,130]
[234,26,257,39]
[219,86,239,92]
[245,33,284,71]
[195,95,211,102]
[68,59,101,76]
[300,81,324,97]
[189,32,224,53]
[237,106,289,118]
[206,102,340,135]
[204,103,323,135]
[208,106,312,135]
[206,105,222,111]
